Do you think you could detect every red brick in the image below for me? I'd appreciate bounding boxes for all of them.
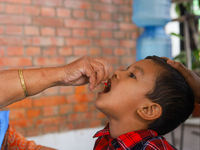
[6,4,23,14]
[89,120,101,128]
[27,109,41,118]
[43,86,59,94]
[41,7,55,17]
[7,46,23,56]
[0,57,32,66]
[27,128,42,137]
[75,86,87,94]
[25,26,39,35]
[102,48,113,55]
[125,15,132,23]
[121,57,136,64]
[24,6,40,16]
[41,27,55,36]
[100,0,112,3]
[26,47,41,56]
[67,94,94,103]
[6,25,22,35]
[102,56,119,64]
[115,65,127,71]
[60,86,74,94]
[120,40,136,48]
[0,46,5,56]
[58,47,73,56]
[32,37,64,46]
[0,4,3,13]
[80,112,94,120]
[10,119,33,128]
[113,0,124,4]
[94,21,117,29]
[57,28,71,37]
[95,39,118,47]
[66,38,91,46]
[72,29,85,37]
[0,15,31,25]
[0,36,31,46]
[59,104,73,114]
[33,0,62,7]
[113,14,123,22]
[35,116,66,127]
[75,121,87,129]
[74,47,87,55]
[64,1,91,9]
[34,57,65,66]
[119,6,132,13]
[114,48,125,55]
[101,31,112,38]
[89,47,101,56]
[33,17,63,27]
[65,19,92,29]
[73,10,85,18]
[68,113,78,122]
[6,98,32,109]
[87,11,99,20]
[44,126,59,134]
[119,23,137,31]
[94,4,117,13]
[132,31,139,39]
[57,8,71,18]
[114,31,125,39]
[43,106,58,116]
[0,26,4,34]
[87,30,99,37]
[34,96,66,107]
[0,0,31,4]
[9,109,26,120]
[101,13,111,20]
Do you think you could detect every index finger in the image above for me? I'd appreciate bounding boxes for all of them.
[166,59,193,80]
[92,57,109,82]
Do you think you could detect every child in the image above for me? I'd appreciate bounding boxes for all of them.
[93,56,194,150]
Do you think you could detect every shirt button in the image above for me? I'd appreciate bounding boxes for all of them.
[111,140,117,146]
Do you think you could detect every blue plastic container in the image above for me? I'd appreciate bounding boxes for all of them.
[132,0,171,27]
[136,27,172,61]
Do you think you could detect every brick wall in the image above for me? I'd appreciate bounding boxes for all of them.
[0,0,138,137]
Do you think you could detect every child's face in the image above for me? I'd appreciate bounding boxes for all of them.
[94,59,161,119]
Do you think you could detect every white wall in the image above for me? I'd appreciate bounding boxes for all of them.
[166,3,180,58]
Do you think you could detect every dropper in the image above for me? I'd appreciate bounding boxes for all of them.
[104,82,108,87]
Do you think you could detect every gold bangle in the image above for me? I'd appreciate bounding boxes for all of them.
[18,69,28,97]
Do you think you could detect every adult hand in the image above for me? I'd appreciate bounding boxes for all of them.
[61,56,109,91]
[166,59,200,104]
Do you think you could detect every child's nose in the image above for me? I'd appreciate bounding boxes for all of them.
[112,70,121,79]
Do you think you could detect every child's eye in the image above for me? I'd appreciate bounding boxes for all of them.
[130,72,136,79]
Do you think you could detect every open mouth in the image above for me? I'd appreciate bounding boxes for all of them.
[103,79,111,93]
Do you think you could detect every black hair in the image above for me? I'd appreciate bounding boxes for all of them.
[145,56,194,135]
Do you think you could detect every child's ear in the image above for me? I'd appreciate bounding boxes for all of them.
[137,103,162,121]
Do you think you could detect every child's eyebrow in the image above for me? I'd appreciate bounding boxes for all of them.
[134,66,144,76]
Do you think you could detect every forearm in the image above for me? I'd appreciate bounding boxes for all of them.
[0,67,64,108]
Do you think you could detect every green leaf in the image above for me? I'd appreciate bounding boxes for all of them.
[170,33,184,40]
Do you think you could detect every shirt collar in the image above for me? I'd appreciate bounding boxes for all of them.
[93,124,158,149]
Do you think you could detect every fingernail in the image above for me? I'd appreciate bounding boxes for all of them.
[168,59,174,65]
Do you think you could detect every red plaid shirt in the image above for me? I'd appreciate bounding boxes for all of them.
[93,124,177,150]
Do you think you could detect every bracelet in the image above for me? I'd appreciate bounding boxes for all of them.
[18,69,28,97]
